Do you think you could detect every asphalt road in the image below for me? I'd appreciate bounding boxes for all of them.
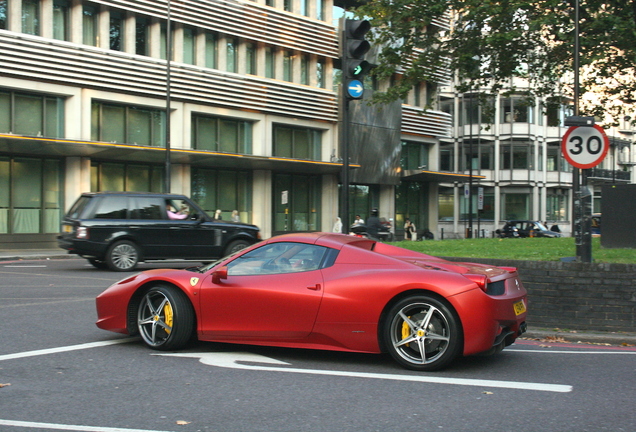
[1,258,635,432]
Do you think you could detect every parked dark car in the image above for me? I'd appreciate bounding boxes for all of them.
[497,220,562,238]
[58,192,260,271]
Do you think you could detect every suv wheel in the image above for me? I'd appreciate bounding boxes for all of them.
[224,239,251,257]
[106,240,140,271]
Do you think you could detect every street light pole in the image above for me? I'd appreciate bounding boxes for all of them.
[164,0,172,194]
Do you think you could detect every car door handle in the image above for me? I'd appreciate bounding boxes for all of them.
[307,284,321,291]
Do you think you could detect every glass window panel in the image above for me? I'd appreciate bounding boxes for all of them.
[265,47,274,78]
[160,24,167,60]
[83,4,98,46]
[151,110,165,147]
[245,43,256,75]
[136,17,148,56]
[22,0,40,35]
[0,157,8,233]
[0,0,6,29]
[218,171,237,210]
[128,107,152,145]
[293,129,310,160]
[45,97,64,138]
[219,119,238,153]
[283,51,292,82]
[109,12,123,51]
[101,163,125,191]
[205,32,217,69]
[239,122,252,154]
[502,193,530,220]
[53,0,69,41]
[193,116,217,150]
[191,168,217,212]
[150,166,164,193]
[126,165,150,191]
[43,160,61,233]
[101,104,126,143]
[300,55,309,85]
[183,27,195,64]
[274,127,293,157]
[316,59,325,88]
[15,94,43,136]
[0,91,10,133]
[226,38,237,72]
[13,158,42,208]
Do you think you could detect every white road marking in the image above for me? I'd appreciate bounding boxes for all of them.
[508,349,636,354]
[3,265,48,268]
[155,351,573,393]
[0,419,176,432]
[0,339,136,362]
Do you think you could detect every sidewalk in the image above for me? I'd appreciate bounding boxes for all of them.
[1,248,635,347]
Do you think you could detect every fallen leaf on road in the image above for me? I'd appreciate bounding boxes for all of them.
[176,420,191,426]
[0,383,11,388]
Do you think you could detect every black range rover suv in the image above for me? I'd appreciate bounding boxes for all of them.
[58,192,261,271]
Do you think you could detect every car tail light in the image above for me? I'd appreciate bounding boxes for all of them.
[464,274,488,292]
[76,226,89,239]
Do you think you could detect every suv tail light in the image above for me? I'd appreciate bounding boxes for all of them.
[76,226,89,239]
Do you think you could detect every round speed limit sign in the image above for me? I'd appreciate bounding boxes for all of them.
[561,124,609,169]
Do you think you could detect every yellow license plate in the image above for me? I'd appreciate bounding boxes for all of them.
[513,300,527,316]
[63,225,72,233]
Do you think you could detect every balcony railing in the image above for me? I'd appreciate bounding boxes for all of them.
[587,168,631,182]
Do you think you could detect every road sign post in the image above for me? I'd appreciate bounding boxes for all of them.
[561,124,609,263]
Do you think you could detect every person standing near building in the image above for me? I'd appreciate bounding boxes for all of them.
[404,218,417,241]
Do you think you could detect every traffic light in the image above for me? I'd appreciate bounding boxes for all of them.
[342,19,372,99]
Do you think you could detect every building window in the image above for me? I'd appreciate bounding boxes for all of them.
[0,0,7,29]
[191,168,252,223]
[82,4,98,46]
[439,142,454,171]
[136,17,149,56]
[284,0,292,12]
[0,89,65,138]
[300,0,309,16]
[300,54,309,85]
[501,96,534,123]
[0,157,63,234]
[501,193,530,220]
[205,32,217,69]
[91,101,166,147]
[316,58,325,88]
[273,125,322,160]
[283,51,293,82]
[500,141,531,170]
[226,37,238,72]
[396,181,428,236]
[547,144,571,172]
[109,11,123,51]
[53,0,69,41]
[438,187,454,221]
[245,42,256,75]
[183,27,196,64]
[316,0,324,20]
[459,187,494,221]
[265,47,275,78]
[273,174,321,232]
[191,114,252,154]
[22,0,40,35]
[401,141,429,170]
[547,190,568,222]
[90,162,164,192]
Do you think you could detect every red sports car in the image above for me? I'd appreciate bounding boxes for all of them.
[96,233,528,371]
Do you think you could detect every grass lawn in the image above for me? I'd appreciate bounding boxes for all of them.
[393,237,636,264]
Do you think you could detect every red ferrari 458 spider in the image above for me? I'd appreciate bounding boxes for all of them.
[96,232,528,371]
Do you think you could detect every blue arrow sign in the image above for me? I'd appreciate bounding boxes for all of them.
[347,79,364,99]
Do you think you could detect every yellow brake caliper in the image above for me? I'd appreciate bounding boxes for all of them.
[163,302,173,334]
[402,316,411,347]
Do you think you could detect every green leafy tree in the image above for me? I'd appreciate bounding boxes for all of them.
[354,0,636,123]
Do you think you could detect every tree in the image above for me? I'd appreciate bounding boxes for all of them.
[354,0,636,124]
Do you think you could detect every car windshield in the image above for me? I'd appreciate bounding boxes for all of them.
[534,222,548,230]
[194,248,246,273]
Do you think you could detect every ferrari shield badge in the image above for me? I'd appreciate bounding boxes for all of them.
[190,277,199,287]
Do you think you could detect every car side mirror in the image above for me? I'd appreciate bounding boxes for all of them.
[212,266,228,284]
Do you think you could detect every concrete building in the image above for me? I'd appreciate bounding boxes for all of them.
[438,81,634,239]
[0,0,459,248]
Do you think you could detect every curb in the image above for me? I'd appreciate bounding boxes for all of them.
[523,328,636,346]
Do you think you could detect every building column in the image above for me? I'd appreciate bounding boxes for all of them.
[64,157,91,210]
[252,170,272,238]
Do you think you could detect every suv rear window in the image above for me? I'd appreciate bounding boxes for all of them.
[94,196,128,219]
[67,196,92,219]
[130,197,163,220]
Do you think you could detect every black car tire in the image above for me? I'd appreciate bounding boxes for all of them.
[106,240,140,272]
[137,285,194,351]
[224,239,251,257]
[383,294,463,371]
[88,258,108,269]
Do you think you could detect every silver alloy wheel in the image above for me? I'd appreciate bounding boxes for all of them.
[389,301,451,366]
[108,241,139,271]
[138,289,172,347]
